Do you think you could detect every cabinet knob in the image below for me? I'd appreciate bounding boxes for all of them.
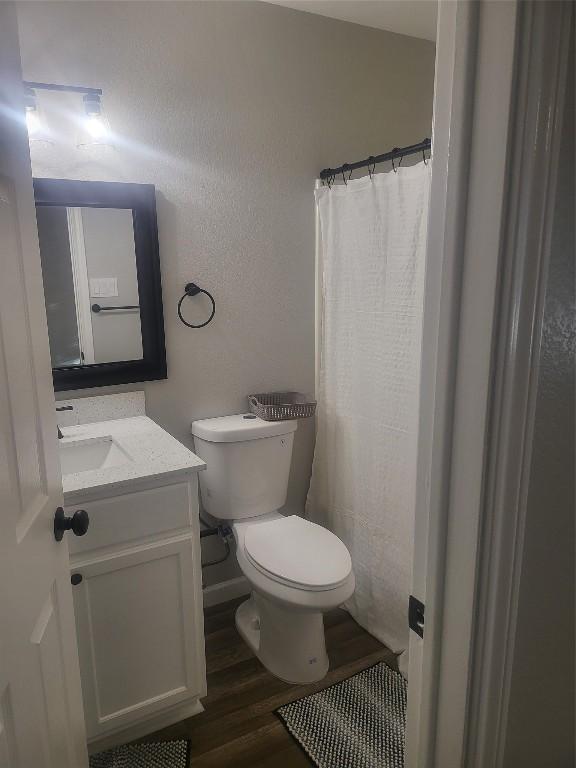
[54,507,90,542]
[71,573,83,586]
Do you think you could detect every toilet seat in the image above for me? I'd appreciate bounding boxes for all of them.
[243,515,352,592]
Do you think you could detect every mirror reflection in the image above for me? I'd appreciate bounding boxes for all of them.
[37,206,143,367]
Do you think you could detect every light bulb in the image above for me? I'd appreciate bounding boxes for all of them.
[77,92,112,148]
[25,107,42,137]
[23,86,46,140]
[85,114,108,139]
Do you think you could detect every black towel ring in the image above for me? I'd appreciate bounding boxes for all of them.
[177,282,216,328]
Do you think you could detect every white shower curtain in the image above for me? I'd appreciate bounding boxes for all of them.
[307,162,430,658]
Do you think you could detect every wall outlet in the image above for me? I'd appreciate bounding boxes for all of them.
[90,277,118,297]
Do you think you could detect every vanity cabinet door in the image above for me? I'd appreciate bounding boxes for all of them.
[71,537,205,741]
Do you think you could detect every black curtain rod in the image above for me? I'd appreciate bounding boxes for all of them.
[319,138,431,181]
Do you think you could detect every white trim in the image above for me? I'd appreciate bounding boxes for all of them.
[202,576,250,608]
[407,1,485,762]
[407,1,523,765]
[66,207,95,364]
[405,0,470,756]
[87,697,204,754]
[314,178,322,400]
[431,3,522,759]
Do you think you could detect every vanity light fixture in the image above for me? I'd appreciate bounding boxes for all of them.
[22,81,111,147]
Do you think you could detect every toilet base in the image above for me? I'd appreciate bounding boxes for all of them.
[235,593,329,684]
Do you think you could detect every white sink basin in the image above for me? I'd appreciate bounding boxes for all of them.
[59,437,132,476]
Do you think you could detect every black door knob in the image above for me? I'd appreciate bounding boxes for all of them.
[54,507,90,542]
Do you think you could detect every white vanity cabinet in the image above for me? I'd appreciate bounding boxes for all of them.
[66,475,206,751]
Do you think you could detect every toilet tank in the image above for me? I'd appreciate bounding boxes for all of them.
[191,414,297,521]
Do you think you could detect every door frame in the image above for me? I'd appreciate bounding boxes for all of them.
[66,206,96,365]
[406,1,572,766]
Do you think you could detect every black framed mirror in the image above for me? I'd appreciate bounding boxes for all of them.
[34,178,167,391]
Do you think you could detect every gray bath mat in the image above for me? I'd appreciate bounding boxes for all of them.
[276,662,407,768]
[89,739,191,768]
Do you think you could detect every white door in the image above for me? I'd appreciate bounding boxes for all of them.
[0,5,89,767]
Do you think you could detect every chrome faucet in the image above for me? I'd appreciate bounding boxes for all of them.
[55,405,73,439]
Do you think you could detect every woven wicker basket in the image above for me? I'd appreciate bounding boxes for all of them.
[248,392,316,421]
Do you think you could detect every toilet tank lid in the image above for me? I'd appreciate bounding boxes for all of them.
[191,414,297,443]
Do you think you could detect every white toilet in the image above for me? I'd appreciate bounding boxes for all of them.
[191,413,354,684]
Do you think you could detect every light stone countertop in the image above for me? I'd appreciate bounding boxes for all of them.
[60,415,206,501]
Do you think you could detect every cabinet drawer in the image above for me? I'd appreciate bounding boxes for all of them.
[68,480,197,555]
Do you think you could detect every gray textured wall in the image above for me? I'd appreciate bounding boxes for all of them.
[18,1,435,585]
[503,31,575,768]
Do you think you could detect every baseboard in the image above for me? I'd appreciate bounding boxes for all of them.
[203,576,250,607]
[87,697,204,754]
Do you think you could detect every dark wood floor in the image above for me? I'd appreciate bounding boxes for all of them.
[137,597,396,767]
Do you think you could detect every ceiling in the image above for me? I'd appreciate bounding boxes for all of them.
[265,1,437,42]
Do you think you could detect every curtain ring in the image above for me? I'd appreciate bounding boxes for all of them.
[341,164,349,185]
[368,157,376,180]
[422,148,428,166]
[391,156,397,173]
[398,154,404,169]
[326,172,333,189]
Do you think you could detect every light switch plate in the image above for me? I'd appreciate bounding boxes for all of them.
[90,277,118,297]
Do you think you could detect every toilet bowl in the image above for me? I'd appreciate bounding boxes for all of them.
[191,413,355,684]
[233,512,355,683]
